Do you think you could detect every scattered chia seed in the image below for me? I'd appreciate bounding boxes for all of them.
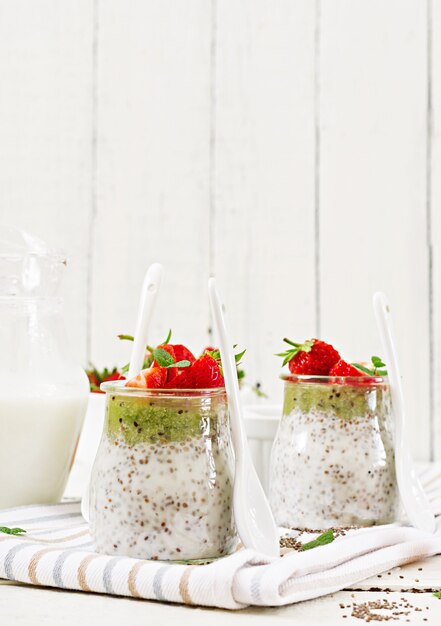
[343,598,429,622]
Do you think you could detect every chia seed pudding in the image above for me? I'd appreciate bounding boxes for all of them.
[269,375,400,529]
[89,383,237,561]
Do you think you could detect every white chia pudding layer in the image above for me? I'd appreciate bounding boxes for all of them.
[89,390,237,561]
[269,381,400,529]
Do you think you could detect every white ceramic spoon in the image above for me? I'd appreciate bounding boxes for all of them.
[373,291,435,533]
[208,278,280,556]
[81,262,163,522]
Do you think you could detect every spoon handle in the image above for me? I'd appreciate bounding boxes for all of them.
[208,278,247,456]
[373,292,435,533]
[127,263,163,379]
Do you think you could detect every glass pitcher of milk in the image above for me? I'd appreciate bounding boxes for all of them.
[0,229,89,507]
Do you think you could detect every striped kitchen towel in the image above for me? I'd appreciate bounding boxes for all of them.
[2,466,441,610]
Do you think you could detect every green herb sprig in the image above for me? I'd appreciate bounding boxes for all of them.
[152,348,190,369]
[0,527,26,536]
[353,356,387,377]
[301,529,335,551]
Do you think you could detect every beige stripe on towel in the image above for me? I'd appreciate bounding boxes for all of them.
[128,561,146,598]
[78,554,101,592]
[179,566,196,605]
[28,547,62,584]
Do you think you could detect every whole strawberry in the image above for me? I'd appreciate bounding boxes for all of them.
[277,338,340,375]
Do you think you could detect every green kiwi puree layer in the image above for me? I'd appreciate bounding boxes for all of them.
[283,382,390,421]
[106,393,225,445]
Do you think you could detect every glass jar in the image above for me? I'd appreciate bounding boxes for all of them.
[89,382,237,561]
[0,296,89,507]
[269,375,400,529]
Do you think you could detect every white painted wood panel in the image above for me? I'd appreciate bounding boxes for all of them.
[90,0,212,369]
[432,0,441,460]
[319,0,430,460]
[213,0,317,403]
[0,0,94,365]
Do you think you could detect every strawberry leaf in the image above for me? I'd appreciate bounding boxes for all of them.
[235,349,246,364]
[162,329,172,345]
[352,363,374,375]
[276,339,314,367]
[117,334,134,342]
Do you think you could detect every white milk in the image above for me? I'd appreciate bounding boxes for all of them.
[0,385,88,507]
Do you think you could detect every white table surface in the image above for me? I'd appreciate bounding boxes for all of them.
[2,400,441,624]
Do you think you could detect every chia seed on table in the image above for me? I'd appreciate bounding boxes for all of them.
[341,598,429,622]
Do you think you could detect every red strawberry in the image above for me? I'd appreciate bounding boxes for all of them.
[86,366,125,393]
[152,344,176,366]
[166,354,224,389]
[202,346,217,354]
[190,354,225,388]
[103,371,125,383]
[171,344,196,364]
[166,344,195,384]
[151,344,179,384]
[125,366,167,389]
[329,360,364,377]
[164,367,193,389]
[277,338,340,375]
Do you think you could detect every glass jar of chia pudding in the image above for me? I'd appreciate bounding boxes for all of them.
[269,375,400,529]
[88,382,237,561]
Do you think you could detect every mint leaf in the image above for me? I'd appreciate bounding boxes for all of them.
[371,356,385,368]
[433,591,441,599]
[152,348,175,368]
[168,360,191,368]
[301,529,335,551]
[0,526,26,535]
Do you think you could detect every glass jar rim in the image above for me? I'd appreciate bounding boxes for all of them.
[280,373,387,385]
[101,380,227,397]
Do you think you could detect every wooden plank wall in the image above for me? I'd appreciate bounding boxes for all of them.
[0,0,439,460]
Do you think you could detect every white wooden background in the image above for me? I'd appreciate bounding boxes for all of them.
[0,0,440,461]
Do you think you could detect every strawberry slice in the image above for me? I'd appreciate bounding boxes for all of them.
[125,366,167,389]
[329,360,364,377]
[151,344,179,384]
[171,344,196,364]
